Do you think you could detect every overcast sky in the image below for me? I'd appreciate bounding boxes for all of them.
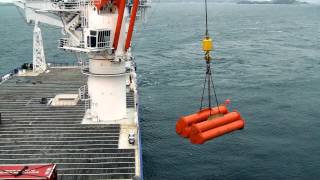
[0,0,319,3]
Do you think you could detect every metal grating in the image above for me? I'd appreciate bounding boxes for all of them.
[0,68,136,180]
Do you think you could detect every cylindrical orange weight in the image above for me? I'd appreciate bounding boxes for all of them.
[190,119,245,144]
[190,111,241,136]
[176,106,228,135]
[180,127,192,138]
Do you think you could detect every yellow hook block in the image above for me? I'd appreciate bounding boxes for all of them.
[202,38,213,51]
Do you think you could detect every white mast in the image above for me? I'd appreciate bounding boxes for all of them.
[33,20,46,73]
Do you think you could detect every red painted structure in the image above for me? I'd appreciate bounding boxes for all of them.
[92,0,139,50]
[0,164,57,180]
[93,0,110,10]
[113,0,126,49]
[125,0,140,50]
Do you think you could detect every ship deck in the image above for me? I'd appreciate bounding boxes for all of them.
[0,67,137,180]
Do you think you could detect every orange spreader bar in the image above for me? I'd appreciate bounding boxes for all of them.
[176,105,245,144]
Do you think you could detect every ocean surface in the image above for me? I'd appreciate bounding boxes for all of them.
[1,2,320,180]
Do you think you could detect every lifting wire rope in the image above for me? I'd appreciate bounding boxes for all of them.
[176,0,246,144]
[199,0,220,114]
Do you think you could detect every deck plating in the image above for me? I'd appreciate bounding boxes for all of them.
[0,68,138,180]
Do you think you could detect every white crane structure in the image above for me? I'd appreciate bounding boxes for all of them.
[15,0,150,123]
[33,20,47,73]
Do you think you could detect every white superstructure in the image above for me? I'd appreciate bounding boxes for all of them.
[15,0,150,122]
[10,1,150,179]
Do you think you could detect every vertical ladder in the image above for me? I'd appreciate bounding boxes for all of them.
[80,0,88,28]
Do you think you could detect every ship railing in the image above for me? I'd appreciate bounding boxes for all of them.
[47,100,81,107]
[75,52,89,74]
[88,0,151,7]
[126,0,151,22]
[59,38,69,48]
[86,41,111,50]
[140,0,152,7]
[79,40,85,48]
[0,73,13,85]
[79,0,89,28]
[84,43,113,53]
[81,66,89,74]
[59,38,81,49]
[47,62,80,68]
[58,38,83,52]
[126,0,151,6]
[78,84,91,115]
[0,66,23,85]
[84,96,91,113]
[79,85,89,100]
[90,0,100,5]
[59,37,111,53]
[49,0,81,11]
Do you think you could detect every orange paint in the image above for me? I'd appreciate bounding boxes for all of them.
[91,0,126,49]
[125,0,139,51]
[175,106,228,137]
[190,111,241,136]
[190,119,245,144]
[94,0,108,10]
[113,0,126,49]
[94,0,126,11]
[180,126,192,137]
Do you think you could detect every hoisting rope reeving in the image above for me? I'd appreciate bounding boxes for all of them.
[199,0,220,115]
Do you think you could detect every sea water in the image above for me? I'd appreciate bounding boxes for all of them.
[0,2,320,180]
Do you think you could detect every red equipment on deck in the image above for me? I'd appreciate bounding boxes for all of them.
[0,164,57,180]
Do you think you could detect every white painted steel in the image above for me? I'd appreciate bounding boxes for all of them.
[11,1,151,179]
[24,6,64,27]
[87,63,126,121]
[89,59,125,75]
[33,21,47,73]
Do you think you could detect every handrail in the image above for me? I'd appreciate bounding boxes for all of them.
[51,1,80,10]
[48,62,80,67]
[0,67,21,84]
